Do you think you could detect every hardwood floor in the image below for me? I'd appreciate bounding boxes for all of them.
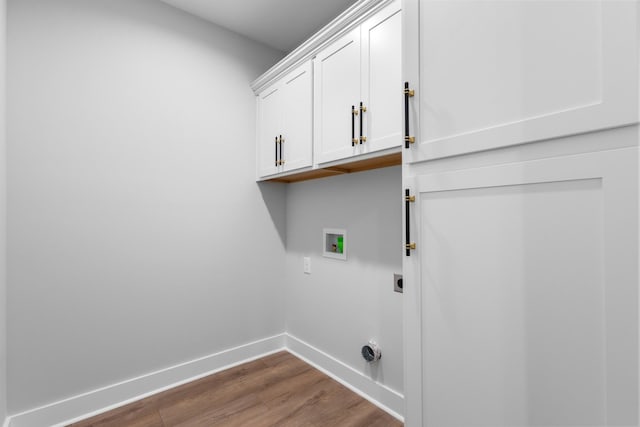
[69,351,402,427]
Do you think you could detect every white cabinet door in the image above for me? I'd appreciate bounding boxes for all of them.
[257,85,281,178]
[257,61,313,179]
[361,3,402,154]
[316,1,402,165]
[314,28,361,164]
[404,148,639,426]
[281,61,313,173]
[403,0,639,163]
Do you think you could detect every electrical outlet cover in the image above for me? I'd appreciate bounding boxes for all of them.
[394,273,403,293]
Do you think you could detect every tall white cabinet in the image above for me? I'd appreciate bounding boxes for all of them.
[402,1,640,426]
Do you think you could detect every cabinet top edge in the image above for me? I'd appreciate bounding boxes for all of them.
[250,0,394,94]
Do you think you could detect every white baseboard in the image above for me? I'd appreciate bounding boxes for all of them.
[6,332,404,426]
[7,334,286,427]
[284,333,404,421]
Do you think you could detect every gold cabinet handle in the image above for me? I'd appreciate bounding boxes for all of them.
[405,189,416,256]
[359,102,366,144]
[404,82,415,148]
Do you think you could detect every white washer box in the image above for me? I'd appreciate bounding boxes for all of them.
[322,228,346,260]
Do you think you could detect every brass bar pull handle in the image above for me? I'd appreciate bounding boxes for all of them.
[359,102,366,144]
[405,188,416,256]
[274,136,278,166]
[404,82,415,149]
[279,135,283,165]
[352,106,357,146]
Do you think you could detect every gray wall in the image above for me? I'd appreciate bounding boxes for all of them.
[284,166,403,394]
[7,0,285,413]
[0,0,6,422]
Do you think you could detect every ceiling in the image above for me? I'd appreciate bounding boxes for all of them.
[160,0,359,53]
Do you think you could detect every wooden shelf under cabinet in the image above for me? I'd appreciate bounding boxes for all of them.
[267,152,401,183]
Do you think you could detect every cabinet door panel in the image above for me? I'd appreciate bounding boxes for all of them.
[361,3,402,154]
[406,0,638,162]
[407,148,638,426]
[281,61,313,172]
[257,86,281,178]
[314,28,361,164]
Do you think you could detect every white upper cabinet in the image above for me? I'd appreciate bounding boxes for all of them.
[256,61,313,178]
[280,63,314,173]
[361,3,402,155]
[403,0,640,163]
[315,0,402,164]
[314,28,361,164]
[257,85,281,178]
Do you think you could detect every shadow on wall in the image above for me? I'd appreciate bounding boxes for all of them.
[63,0,285,78]
[285,166,402,269]
[257,181,287,247]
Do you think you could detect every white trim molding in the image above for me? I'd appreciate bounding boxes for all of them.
[285,334,404,421]
[6,333,404,426]
[250,0,393,94]
[6,334,286,427]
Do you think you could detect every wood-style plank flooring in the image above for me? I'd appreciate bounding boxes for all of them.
[69,351,402,427]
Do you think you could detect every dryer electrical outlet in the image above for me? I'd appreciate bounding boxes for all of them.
[394,273,403,293]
